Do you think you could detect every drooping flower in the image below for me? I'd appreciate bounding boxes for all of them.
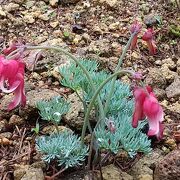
[142,28,157,55]
[3,42,25,60]
[132,86,164,140]
[130,20,142,49]
[0,56,26,110]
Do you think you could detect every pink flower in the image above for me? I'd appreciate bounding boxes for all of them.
[0,56,26,110]
[3,42,26,61]
[130,21,142,49]
[142,28,157,55]
[132,86,164,140]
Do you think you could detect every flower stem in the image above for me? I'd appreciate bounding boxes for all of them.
[81,69,133,145]
[26,45,105,120]
[104,32,136,114]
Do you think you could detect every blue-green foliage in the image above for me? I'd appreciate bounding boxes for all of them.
[59,59,98,91]
[95,113,152,158]
[36,131,88,168]
[36,96,70,124]
[59,59,152,157]
[100,80,133,116]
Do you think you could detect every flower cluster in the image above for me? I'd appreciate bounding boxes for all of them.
[132,85,164,140]
[130,21,157,55]
[0,55,26,110]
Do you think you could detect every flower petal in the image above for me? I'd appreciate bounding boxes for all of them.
[132,87,147,127]
[143,93,163,136]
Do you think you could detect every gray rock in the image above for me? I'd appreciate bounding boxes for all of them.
[14,165,44,180]
[64,92,95,130]
[129,149,163,179]
[102,164,133,180]
[145,67,167,88]
[9,115,24,126]
[163,101,180,120]
[154,149,180,180]
[4,3,19,12]
[153,88,166,100]
[162,58,176,70]
[64,92,84,130]
[165,77,180,99]
[93,0,118,8]
[177,58,180,75]
[19,89,61,120]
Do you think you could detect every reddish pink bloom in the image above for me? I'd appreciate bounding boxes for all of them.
[0,56,26,110]
[3,42,25,60]
[142,28,157,55]
[132,86,164,140]
[130,21,142,49]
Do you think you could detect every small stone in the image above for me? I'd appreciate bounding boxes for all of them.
[4,3,19,12]
[13,0,25,4]
[145,67,166,88]
[164,138,177,150]
[23,14,35,24]
[0,119,8,132]
[51,66,62,80]
[14,165,44,180]
[102,164,133,180]
[38,81,45,87]
[129,149,163,179]
[154,149,180,180]
[109,22,120,31]
[0,6,6,17]
[93,26,103,34]
[50,21,59,28]
[161,64,177,83]
[0,132,12,139]
[162,58,176,69]
[31,72,42,80]
[38,14,49,21]
[52,30,62,37]
[49,0,58,7]
[0,137,10,145]
[31,161,46,169]
[165,77,180,99]
[132,52,140,59]
[98,0,118,8]
[25,1,36,9]
[9,115,24,126]
[155,60,162,66]
[153,88,166,100]
[82,33,91,42]
[34,35,48,44]
[137,174,153,180]
[73,34,82,44]
[162,146,171,154]
[42,125,71,134]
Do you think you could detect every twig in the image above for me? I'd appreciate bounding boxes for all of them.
[0,152,28,166]
[18,128,26,155]
[45,167,67,180]
[100,152,112,166]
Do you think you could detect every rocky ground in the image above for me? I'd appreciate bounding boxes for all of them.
[0,0,180,179]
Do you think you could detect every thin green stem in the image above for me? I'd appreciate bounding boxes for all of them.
[81,69,133,145]
[104,32,136,114]
[26,45,105,120]
[75,91,93,133]
[75,91,85,107]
